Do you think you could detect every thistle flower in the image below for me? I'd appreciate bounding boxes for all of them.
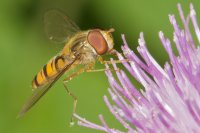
[74,4,200,133]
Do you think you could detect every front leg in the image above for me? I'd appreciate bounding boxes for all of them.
[98,56,129,64]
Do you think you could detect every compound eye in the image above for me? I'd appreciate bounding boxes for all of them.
[87,30,108,55]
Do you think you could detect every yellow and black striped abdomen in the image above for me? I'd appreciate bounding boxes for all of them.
[32,55,66,89]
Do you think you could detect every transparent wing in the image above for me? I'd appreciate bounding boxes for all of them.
[18,54,81,117]
[44,9,80,43]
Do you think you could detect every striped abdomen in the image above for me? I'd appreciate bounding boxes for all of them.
[32,55,66,89]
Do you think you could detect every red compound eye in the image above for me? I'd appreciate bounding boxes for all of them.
[87,29,108,55]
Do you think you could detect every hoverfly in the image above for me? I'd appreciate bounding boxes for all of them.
[18,9,119,123]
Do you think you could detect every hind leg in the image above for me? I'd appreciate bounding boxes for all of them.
[63,67,85,126]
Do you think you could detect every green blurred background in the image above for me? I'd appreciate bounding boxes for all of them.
[0,0,199,133]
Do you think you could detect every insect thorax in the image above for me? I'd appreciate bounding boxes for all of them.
[62,31,98,64]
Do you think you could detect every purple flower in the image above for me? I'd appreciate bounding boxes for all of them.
[74,3,200,133]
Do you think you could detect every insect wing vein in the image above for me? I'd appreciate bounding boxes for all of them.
[44,9,80,43]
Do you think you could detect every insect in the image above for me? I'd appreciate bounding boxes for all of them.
[18,9,121,123]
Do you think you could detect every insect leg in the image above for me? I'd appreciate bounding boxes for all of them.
[98,56,129,64]
[63,68,85,126]
[86,68,120,73]
[84,61,120,72]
